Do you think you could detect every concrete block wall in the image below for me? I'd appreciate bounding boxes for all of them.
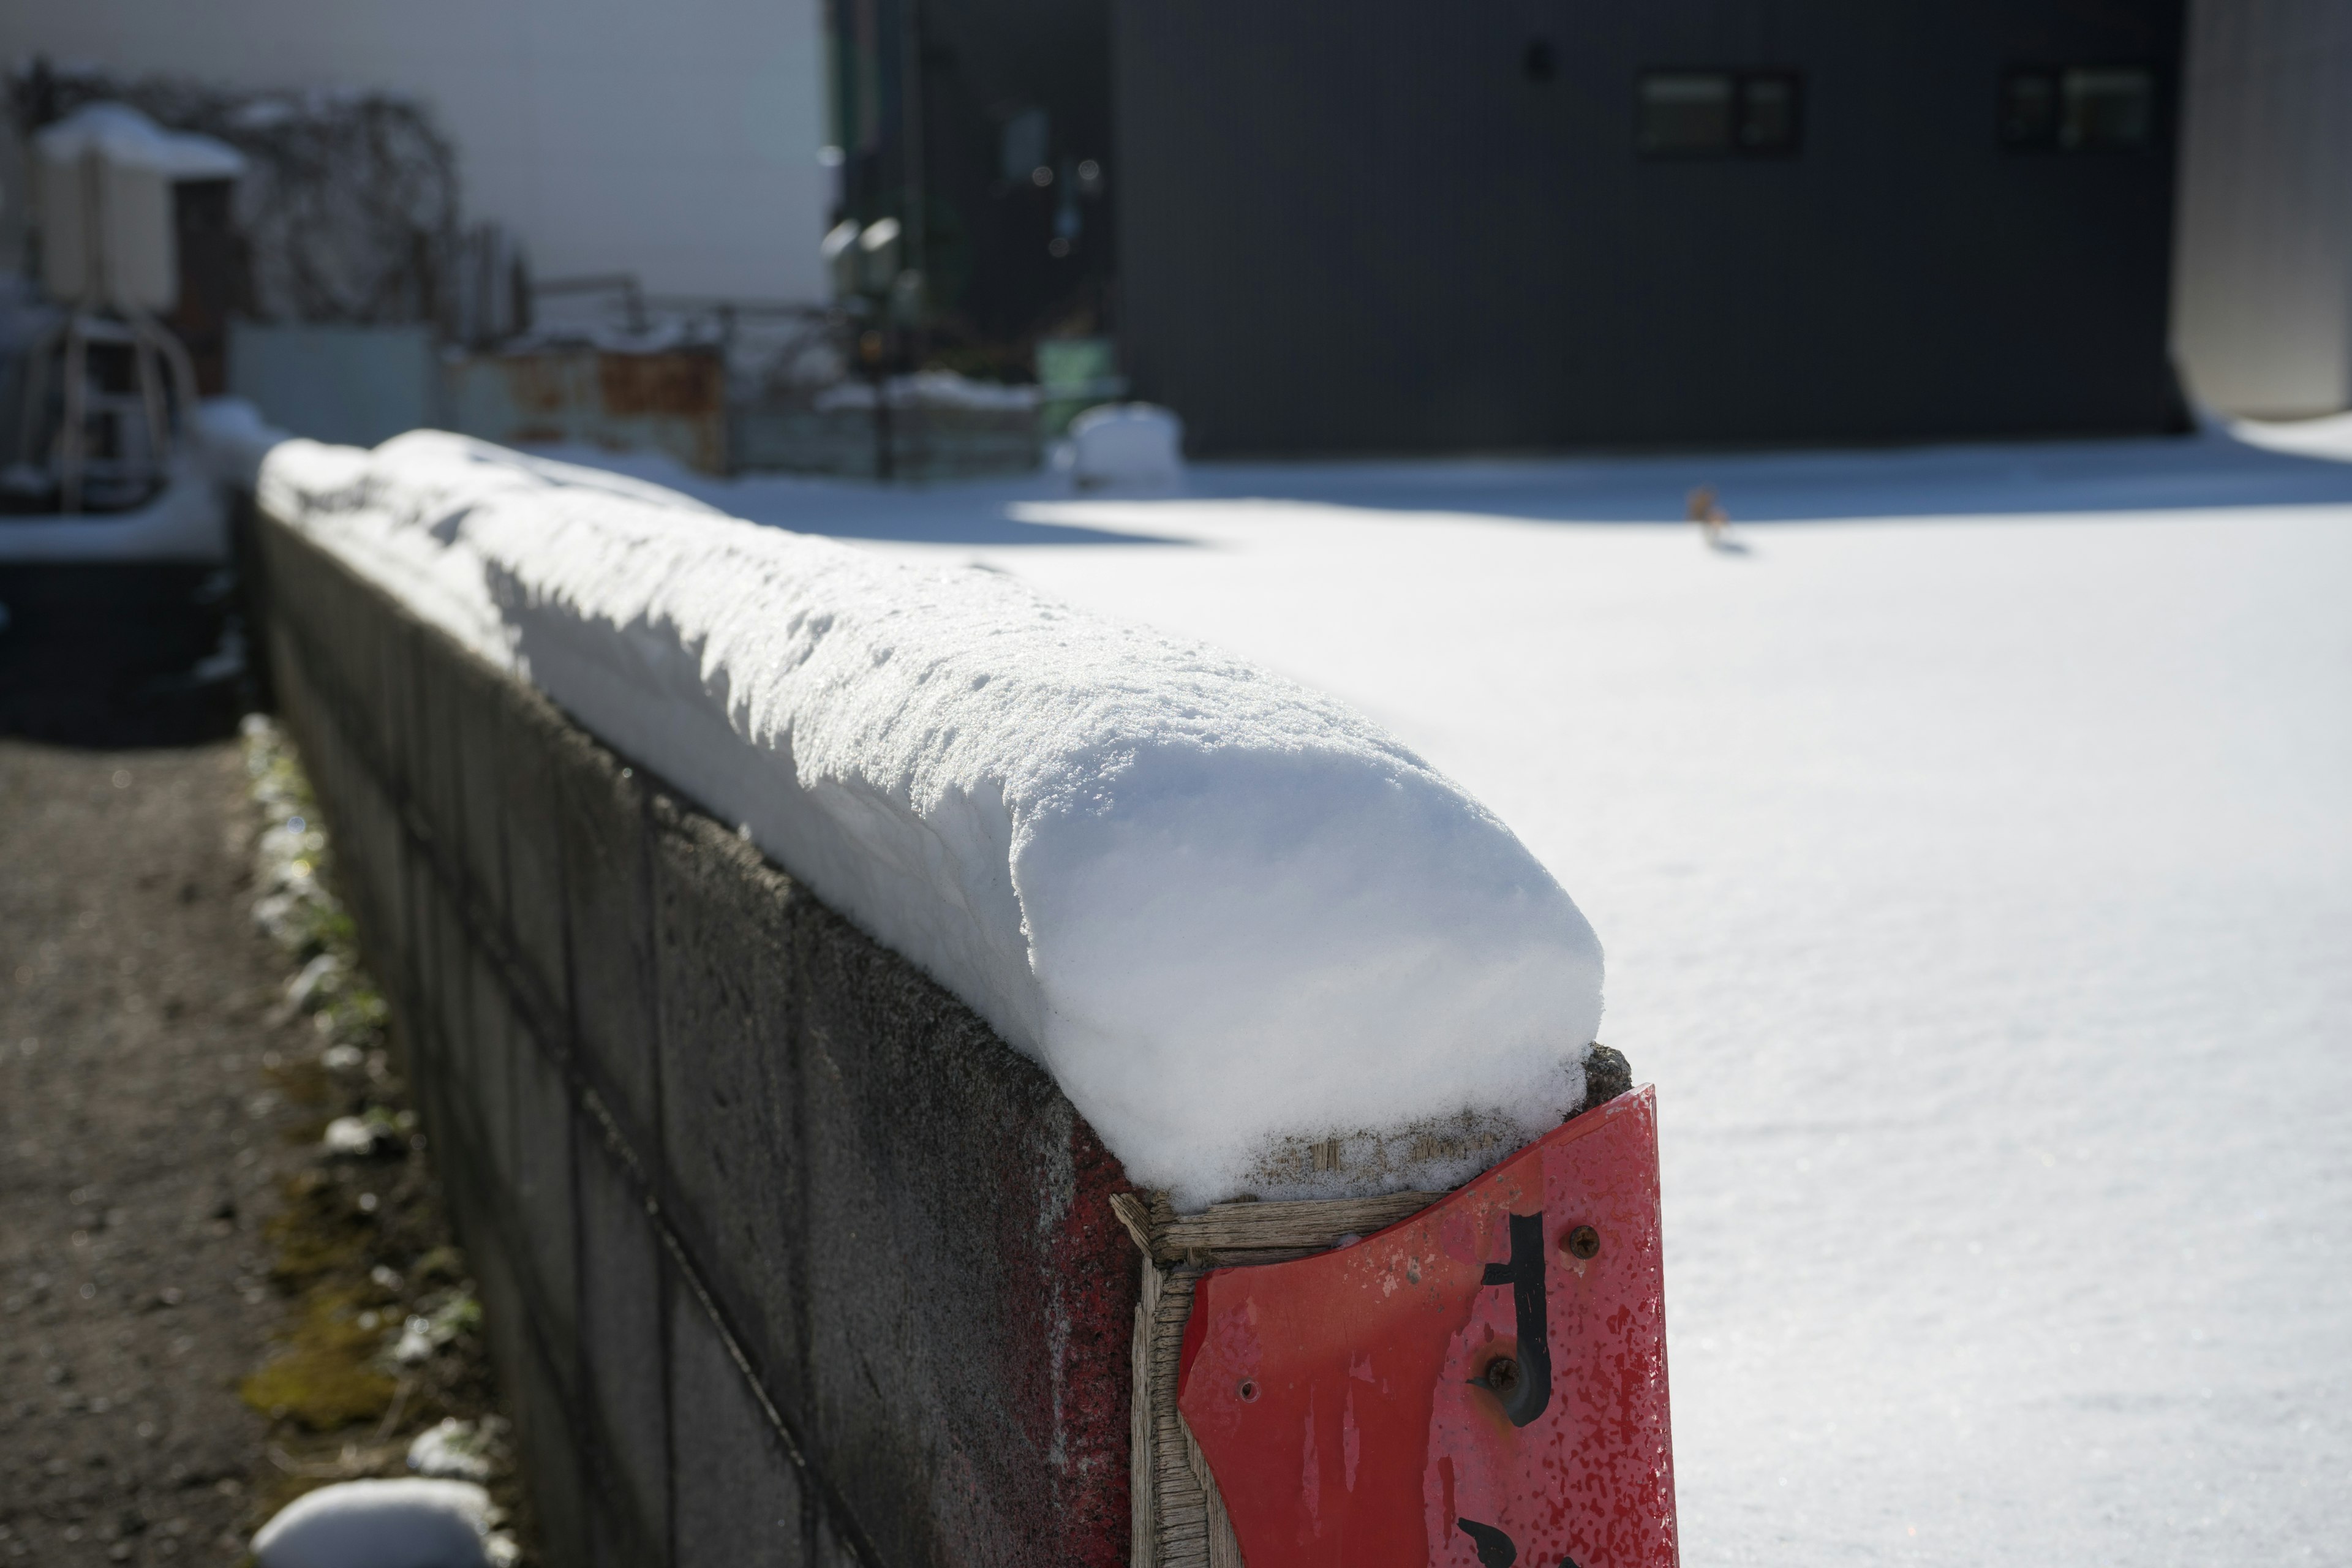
[252,508,1140,1567]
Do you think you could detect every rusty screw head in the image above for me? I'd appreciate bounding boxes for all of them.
[1565,1224,1600,1261]
[1477,1356,1521,1397]
[1236,1379,1258,1403]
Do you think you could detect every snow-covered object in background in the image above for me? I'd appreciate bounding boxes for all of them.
[35,105,246,313]
[34,102,248,179]
[26,72,458,331]
[1064,402,1184,490]
[259,432,1605,1207]
[0,461,226,563]
[813,369,1045,412]
[194,397,293,489]
[251,1479,498,1568]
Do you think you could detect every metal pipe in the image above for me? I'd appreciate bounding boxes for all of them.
[896,0,927,293]
[58,315,88,514]
[80,148,108,309]
[135,322,172,484]
[12,320,61,473]
[133,307,202,426]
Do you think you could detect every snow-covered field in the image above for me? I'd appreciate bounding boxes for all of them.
[570,428,2351,1565]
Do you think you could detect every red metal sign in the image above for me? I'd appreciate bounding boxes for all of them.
[1178,1087,1676,1568]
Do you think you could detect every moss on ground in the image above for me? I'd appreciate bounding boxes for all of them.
[236,718,531,1556]
[240,1287,401,1431]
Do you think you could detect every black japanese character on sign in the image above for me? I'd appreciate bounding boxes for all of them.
[1479,1212,1552,1427]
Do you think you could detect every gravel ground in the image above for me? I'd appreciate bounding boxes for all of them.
[1,556,527,1562]
[1,731,531,1567]
[0,736,312,1563]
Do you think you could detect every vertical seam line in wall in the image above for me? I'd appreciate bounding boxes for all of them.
[635,763,677,1566]
[662,1229,679,1568]
[262,514,895,1568]
[787,851,819,1568]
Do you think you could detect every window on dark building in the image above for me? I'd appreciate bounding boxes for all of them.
[2000,72,2059,146]
[1000,107,1050,185]
[1638,72,1803,157]
[1737,74,1802,153]
[2001,67,2155,151]
[1639,74,1733,153]
[2062,69,2155,148]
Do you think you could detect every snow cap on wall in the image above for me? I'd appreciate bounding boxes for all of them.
[259,432,1606,1208]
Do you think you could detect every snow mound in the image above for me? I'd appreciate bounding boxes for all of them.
[259,431,1605,1207]
[194,396,293,489]
[251,1478,498,1568]
[1066,402,1184,489]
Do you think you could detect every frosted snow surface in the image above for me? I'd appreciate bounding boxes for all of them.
[544,425,2351,1567]
[259,432,1604,1207]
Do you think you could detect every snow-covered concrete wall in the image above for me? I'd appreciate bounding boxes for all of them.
[253,433,1608,1212]
[2172,0,2352,417]
[251,508,1137,1568]
[0,0,828,302]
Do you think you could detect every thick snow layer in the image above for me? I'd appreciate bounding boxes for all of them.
[536,425,2352,1566]
[0,458,225,563]
[36,102,246,179]
[251,1479,495,1568]
[0,396,281,564]
[813,369,1044,412]
[260,432,1604,1206]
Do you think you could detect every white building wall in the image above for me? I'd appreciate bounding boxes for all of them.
[0,0,829,303]
[2172,0,2352,417]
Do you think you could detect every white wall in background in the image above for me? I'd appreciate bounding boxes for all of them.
[2173,0,2352,417]
[0,0,828,303]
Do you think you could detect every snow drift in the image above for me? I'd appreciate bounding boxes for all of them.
[252,1478,502,1568]
[1065,402,1185,489]
[258,432,1604,1207]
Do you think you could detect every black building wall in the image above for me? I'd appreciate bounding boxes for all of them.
[919,0,1116,342]
[1113,0,2185,455]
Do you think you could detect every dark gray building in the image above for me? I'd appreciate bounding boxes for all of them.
[828,0,1115,352]
[1112,0,2187,455]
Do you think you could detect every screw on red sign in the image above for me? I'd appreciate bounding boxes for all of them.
[1177,1087,1677,1568]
